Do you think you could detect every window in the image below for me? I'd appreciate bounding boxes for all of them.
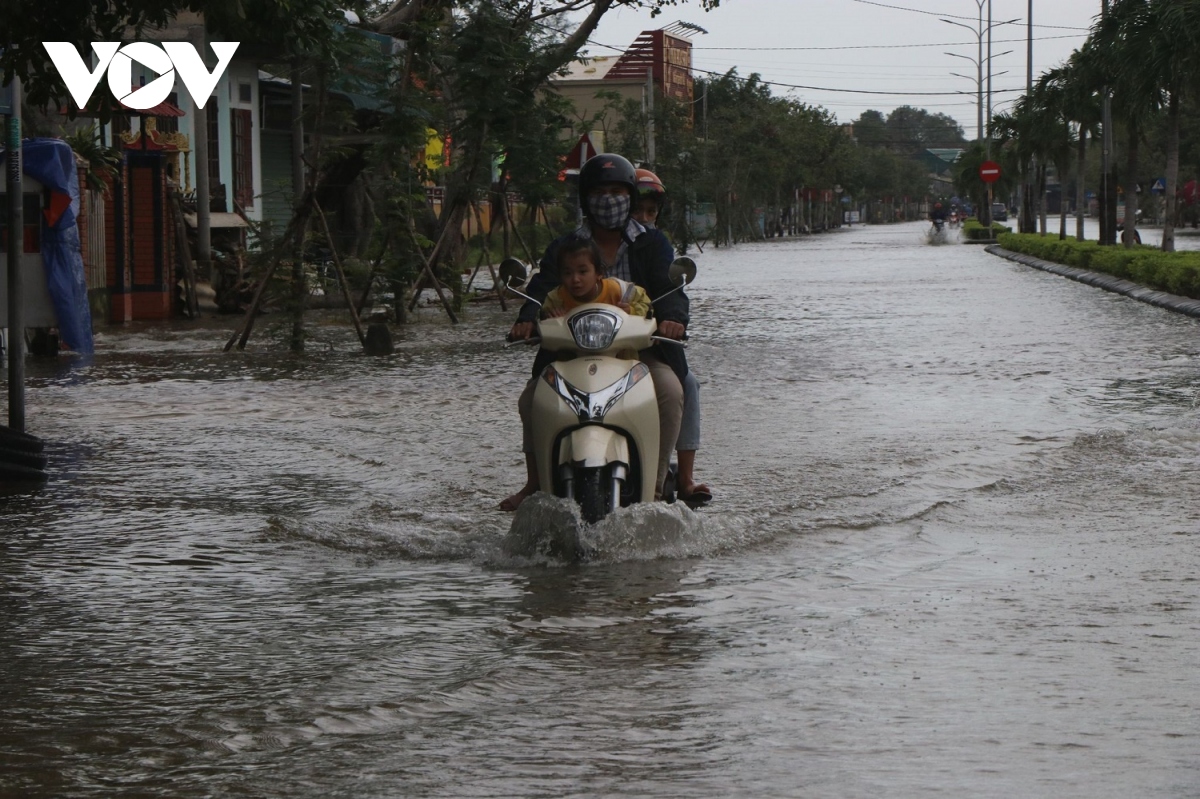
[231,108,254,210]
[207,106,224,211]
[157,93,179,134]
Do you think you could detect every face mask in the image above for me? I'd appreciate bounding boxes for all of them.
[588,193,631,230]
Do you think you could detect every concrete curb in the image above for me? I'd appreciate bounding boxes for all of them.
[985,245,1200,320]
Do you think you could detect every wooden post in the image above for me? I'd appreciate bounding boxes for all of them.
[191,26,212,282]
[5,74,25,431]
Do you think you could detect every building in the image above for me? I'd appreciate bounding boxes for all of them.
[547,26,698,156]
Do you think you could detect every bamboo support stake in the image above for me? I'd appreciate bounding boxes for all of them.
[469,200,506,310]
[223,207,304,351]
[312,198,366,347]
[356,230,390,313]
[505,194,539,266]
[404,213,458,322]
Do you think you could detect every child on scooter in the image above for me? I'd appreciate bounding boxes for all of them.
[499,234,650,511]
[542,234,651,320]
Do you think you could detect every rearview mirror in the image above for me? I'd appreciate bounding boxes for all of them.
[498,258,528,289]
[668,256,697,287]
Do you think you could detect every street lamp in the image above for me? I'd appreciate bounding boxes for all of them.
[945,50,1013,142]
[942,13,1020,145]
[941,0,1019,230]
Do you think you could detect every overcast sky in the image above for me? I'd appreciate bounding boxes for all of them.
[582,0,1102,135]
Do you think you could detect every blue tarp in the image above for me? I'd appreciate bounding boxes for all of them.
[1,137,94,354]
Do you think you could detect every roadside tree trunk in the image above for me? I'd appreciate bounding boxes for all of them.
[1163,91,1179,252]
[1124,126,1139,248]
[1076,128,1087,241]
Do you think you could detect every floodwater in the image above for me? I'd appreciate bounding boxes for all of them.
[3,222,1199,798]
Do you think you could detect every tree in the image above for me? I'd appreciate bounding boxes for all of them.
[884,106,966,154]
[1050,54,1103,241]
[1102,0,1200,251]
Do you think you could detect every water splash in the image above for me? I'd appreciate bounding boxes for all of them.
[500,493,750,563]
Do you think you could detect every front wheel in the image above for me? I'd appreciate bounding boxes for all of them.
[577,467,610,524]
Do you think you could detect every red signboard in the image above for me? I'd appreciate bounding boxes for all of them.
[979,161,1001,183]
[564,133,599,170]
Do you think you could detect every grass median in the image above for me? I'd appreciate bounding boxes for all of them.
[996,233,1200,300]
[963,218,1012,241]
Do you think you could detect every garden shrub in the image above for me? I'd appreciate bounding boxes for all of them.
[996,233,1200,299]
[964,219,1011,240]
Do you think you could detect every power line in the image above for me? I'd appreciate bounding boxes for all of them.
[851,0,978,22]
[687,62,1026,97]
[850,0,1090,30]
[586,37,1022,95]
[691,34,1082,52]
[580,22,1046,99]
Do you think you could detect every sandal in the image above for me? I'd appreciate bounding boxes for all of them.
[678,484,713,509]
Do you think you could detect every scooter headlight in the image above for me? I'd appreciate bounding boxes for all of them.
[569,310,621,351]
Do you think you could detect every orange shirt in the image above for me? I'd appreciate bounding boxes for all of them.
[541,278,650,317]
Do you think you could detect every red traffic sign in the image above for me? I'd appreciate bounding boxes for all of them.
[979,161,1002,183]
[564,133,599,170]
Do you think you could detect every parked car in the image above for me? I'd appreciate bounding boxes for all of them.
[991,203,1009,222]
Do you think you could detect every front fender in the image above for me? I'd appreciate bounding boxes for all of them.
[561,425,630,469]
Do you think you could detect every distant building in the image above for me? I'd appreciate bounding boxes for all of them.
[548,27,697,152]
[920,148,965,177]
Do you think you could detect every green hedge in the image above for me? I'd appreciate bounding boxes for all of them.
[997,233,1200,299]
[963,218,1012,240]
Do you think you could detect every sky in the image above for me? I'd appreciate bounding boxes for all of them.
[580,0,1103,136]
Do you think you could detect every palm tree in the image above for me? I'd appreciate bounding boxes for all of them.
[1099,0,1200,250]
[1048,54,1103,241]
[1129,0,1200,251]
[992,82,1071,237]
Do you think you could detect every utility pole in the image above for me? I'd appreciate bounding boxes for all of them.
[944,2,1017,228]
[984,0,993,229]
[5,72,25,431]
[1100,0,1116,245]
[1023,0,1035,234]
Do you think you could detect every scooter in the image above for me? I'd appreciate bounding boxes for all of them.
[502,257,695,524]
[928,217,948,244]
[948,210,960,228]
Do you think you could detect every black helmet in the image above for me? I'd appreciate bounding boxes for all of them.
[578,153,637,207]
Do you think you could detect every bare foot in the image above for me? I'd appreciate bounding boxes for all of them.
[499,488,534,512]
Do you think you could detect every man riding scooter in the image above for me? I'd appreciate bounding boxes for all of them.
[501,153,688,512]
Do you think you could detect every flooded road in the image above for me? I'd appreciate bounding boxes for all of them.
[3,222,1199,797]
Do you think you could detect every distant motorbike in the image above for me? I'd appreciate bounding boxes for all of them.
[948,210,960,228]
[928,217,948,244]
